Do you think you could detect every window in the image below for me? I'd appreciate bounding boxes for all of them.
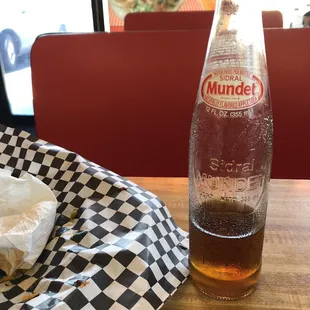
[0,0,94,116]
[261,0,310,28]
[106,0,310,31]
[107,0,215,31]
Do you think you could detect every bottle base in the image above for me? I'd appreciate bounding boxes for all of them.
[192,280,257,301]
[190,260,261,301]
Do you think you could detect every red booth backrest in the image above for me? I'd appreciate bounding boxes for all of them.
[124,11,283,31]
[31,28,310,179]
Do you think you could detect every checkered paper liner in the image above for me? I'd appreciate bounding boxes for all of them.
[0,125,189,310]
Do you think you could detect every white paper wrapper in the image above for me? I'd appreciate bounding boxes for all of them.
[0,169,57,276]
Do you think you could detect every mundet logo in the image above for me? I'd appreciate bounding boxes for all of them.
[201,68,264,110]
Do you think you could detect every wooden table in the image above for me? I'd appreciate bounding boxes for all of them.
[130,177,310,310]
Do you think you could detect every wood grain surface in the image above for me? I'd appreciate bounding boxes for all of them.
[129,177,310,310]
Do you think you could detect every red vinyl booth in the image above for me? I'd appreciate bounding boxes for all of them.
[31,28,309,179]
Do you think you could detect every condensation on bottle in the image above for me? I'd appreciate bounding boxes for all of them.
[188,0,273,300]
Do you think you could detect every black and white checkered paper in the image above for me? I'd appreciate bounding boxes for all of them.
[0,125,189,310]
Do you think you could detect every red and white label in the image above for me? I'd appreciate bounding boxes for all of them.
[201,68,264,111]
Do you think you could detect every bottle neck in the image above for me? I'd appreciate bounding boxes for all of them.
[213,0,264,38]
[204,0,267,73]
[215,0,262,17]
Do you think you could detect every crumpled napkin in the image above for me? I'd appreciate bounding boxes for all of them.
[0,169,57,276]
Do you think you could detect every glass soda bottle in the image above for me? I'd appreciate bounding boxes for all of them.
[189,0,273,300]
